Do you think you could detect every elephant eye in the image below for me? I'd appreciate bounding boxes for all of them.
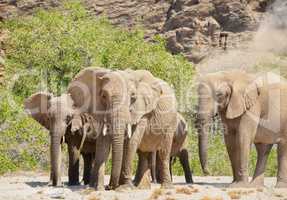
[215,91,225,102]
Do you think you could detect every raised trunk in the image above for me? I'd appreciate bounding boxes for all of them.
[198,121,211,175]
[109,107,126,189]
[50,133,62,186]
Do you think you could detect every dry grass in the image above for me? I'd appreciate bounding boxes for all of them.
[275,193,283,198]
[201,196,223,200]
[165,197,176,200]
[80,188,94,195]
[227,190,243,199]
[227,189,255,199]
[165,191,173,196]
[256,188,264,192]
[176,187,193,195]
[86,192,101,200]
[149,188,164,200]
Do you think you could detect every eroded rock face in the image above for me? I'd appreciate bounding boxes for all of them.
[0,0,273,64]
[86,0,270,63]
[85,0,171,37]
[0,0,60,20]
[162,0,262,63]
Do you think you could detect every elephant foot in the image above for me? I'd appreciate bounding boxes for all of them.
[229,181,250,188]
[81,178,90,185]
[94,185,105,191]
[249,179,265,188]
[186,178,194,184]
[161,182,174,189]
[275,181,287,188]
[203,168,210,176]
[47,180,53,187]
[68,181,80,186]
[105,185,114,191]
[115,183,136,192]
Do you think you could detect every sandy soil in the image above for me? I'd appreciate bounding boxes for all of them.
[0,172,286,200]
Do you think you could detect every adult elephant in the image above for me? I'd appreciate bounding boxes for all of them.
[85,69,177,190]
[196,70,287,188]
[134,113,193,185]
[24,67,110,186]
[116,70,178,190]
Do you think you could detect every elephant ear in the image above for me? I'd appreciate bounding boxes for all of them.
[130,81,162,124]
[67,67,110,114]
[226,79,259,119]
[24,92,52,130]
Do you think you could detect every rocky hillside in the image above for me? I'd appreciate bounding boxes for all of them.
[86,0,273,63]
[0,0,273,68]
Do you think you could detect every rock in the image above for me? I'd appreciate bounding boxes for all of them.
[0,0,60,21]
[137,170,151,190]
[0,0,272,63]
[85,0,171,37]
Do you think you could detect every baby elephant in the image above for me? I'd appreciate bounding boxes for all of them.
[134,113,193,185]
[66,112,105,185]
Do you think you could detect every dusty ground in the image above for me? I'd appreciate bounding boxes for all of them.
[0,172,286,200]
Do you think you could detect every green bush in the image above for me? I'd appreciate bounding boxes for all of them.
[0,0,196,175]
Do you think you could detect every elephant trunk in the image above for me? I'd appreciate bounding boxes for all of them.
[198,120,210,176]
[50,132,62,186]
[109,105,126,189]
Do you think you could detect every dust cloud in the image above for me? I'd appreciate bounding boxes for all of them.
[198,0,287,75]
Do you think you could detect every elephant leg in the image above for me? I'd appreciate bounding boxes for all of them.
[179,149,193,184]
[134,151,149,186]
[47,172,53,186]
[68,144,80,186]
[149,151,157,183]
[82,152,93,185]
[224,130,239,183]
[276,142,287,188]
[155,151,162,183]
[133,151,144,185]
[90,135,111,190]
[158,133,173,189]
[251,143,273,187]
[230,108,260,188]
[169,157,173,182]
[120,119,146,188]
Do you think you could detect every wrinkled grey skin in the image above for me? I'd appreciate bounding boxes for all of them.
[117,70,178,190]
[24,67,110,187]
[134,113,193,185]
[76,68,178,190]
[24,93,100,186]
[197,70,287,188]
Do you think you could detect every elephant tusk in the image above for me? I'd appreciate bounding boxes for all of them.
[102,123,107,136]
[127,124,132,138]
[79,124,88,153]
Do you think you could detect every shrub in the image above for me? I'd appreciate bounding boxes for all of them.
[0,0,195,175]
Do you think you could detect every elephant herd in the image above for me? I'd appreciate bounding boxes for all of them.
[24,68,287,190]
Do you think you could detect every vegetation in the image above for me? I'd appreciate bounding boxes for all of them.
[0,0,278,177]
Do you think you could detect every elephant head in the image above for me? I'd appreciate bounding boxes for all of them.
[24,92,76,186]
[196,70,259,175]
